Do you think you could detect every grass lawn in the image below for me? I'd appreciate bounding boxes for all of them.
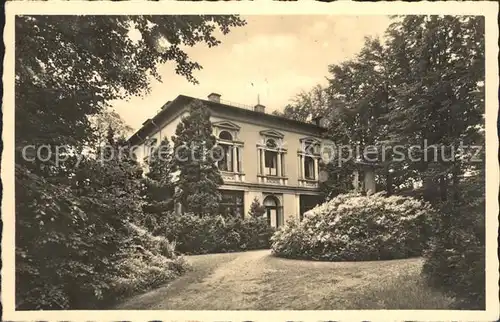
[256,253,454,310]
[115,250,454,310]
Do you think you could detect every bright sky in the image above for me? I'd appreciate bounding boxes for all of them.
[112,15,392,131]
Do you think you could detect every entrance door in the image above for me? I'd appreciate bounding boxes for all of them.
[264,195,280,227]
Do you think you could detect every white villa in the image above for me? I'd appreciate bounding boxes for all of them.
[129,93,329,227]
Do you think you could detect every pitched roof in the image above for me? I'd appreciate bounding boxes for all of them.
[128,94,326,145]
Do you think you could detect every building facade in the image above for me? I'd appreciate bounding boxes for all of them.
[129,93,326,227]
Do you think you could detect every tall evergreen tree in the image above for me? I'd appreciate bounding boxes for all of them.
[142,138,175,231]
[248,197,266,218]
[172,101,224,216]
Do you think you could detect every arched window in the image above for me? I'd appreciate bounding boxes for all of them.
[219,130,233,141]
[266,138,277,149]
[304,143,315,155]
[263,195,278,207]
[217,131,233,171]
[263,195,282,227]
[216,130,242,173]
[298,137,320,183]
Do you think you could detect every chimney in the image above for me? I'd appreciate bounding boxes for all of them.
[161,101,171,110]
[254,104,265,113]
[312,116,326,127]
[207,92,221,103]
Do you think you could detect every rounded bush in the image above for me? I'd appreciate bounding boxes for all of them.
[271,192,434,261]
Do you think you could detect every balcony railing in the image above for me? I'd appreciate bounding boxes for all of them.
[257,174,288,185]
[220,171,245,182]
[298,178,319,188]
[218,99,263,113]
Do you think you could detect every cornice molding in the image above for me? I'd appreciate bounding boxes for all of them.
[259,129,285,139]
[213,120,241,131]
[299,136,321,144]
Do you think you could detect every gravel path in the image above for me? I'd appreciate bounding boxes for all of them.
[114,250,452,310]
[115,250,273,310]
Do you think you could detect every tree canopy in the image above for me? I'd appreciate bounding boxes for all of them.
[279,15,484,201]
[16,15,246,148]
[15,14,245,309]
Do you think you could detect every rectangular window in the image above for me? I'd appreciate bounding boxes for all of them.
[281,154,285,176]
[299,195,323,221]
[219,190,244,218]
[236,147,241,173]
[265,151,277,176]
[304,156,315,180]
[226,145,232,171]
[217,145,232,172]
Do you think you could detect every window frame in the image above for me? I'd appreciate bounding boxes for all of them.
[217,143,233,172]
[304,155,315,180]
[299,137,321,182]
[258,131,287,179]
[214,125,243,174]
[219,190,244,218]
[264,150,278,176]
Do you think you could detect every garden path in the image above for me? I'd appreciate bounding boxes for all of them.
[115,250,453,310]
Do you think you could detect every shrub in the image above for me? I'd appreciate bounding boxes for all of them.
[15,144,191,310]
[271,192,434,261]
[15,163,188,309]
[112,223,189,301]
[161,213,275,255]
[422,174,485,309]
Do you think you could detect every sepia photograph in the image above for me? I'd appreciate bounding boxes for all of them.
[2,1,499,321]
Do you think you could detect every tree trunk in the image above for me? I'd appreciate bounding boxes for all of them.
[386,167,393,196]
[422,165,438,202]
[439,174,448,201]
[452,163,461,201]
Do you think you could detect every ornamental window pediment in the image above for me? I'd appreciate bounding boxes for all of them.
[259,129,284,139]
[213,121,241,141]
[299,137,321,156]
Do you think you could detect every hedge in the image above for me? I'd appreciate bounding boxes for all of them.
[161,214,275,255]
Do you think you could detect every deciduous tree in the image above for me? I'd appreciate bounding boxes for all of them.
[15,14,245,309]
